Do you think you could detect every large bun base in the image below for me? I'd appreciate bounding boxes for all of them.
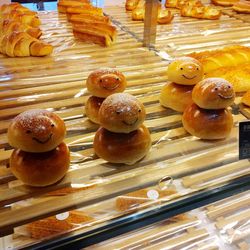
[94,125,151,164]
[182,104,233,140]
[10,142,70,187]
[160,82,194,112]
[85,96,105,124]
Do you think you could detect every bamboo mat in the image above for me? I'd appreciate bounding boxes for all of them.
[0,5,249,248]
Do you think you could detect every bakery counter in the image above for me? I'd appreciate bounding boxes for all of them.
[0,2,250,250]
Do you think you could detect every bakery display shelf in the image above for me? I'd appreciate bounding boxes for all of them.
[104,5,250,55]
[0,7,250,250]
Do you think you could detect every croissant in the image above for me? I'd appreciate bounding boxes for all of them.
[180,5,221,20]
[0,2,36,15]
[0,19,42,39]
[68,13,110,24]
[188,45,250,73]
[1,10,41,27]
[0,31,53,57]
[157,9,174,24]
[57,0,91,13]
[233,0,250,13]
[125,0,140,11]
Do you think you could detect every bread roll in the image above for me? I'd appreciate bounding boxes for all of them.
[94,125,151,164]
[182,103,233,140]
[160,82,194,112]
[192,78,235,109]
[86,68,126,97]
[10,142,70,187]
[167,57,204,85]
[99,93,146,133]
[85,96,105,124]
[8,109,66,152]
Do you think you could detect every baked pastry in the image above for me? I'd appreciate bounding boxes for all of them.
[99,93,146,133]
[10,142,70,187]
[192,78,235,109]
[180,5,221,20]
[68,13,110,24]
[167,57,204,85]
[206,63,250,92]
[57,0,90,13]
[0,2,36,14]
[0,19,42,39]
[94,125,151,164]
[188,45,250,74]
[27,211,93,239]
[241,90,250,107]
[116,188,176,211]
[132,4,145,21]
[211,0,239,6]
[86,68,126,98]
[8,109,66,152]
[125,0,140,11]
[177,0,203,9]
[157,9,174,24]
[160,82,194,112]
[65,6,103,16]
[233,0,250,13]
[182,103,233,139]
[85,96,105,124]
[165,0,178,8]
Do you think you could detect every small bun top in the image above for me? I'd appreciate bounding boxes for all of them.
[86,68,127,97]
[99,93,146,133]
[8,109,66,152]
[167,57,204,85]
[192,78,235,109]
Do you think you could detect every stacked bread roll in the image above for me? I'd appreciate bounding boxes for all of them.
[182,78,235,139]
[85,68,127,124]
[94,93,151,164]
[7,109,70,187]
[160,57,204,112]
[0,2,53,57]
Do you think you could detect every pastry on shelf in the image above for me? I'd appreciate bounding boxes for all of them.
[65,5,103,16]
[182,78,235,140]
[85,68,126,123]
[160,57,204,112]
[180,5,221,19]
[57,0,90,13]
[0,31,53,57]
[116,188,177,211]
[94,93,151,164]
[165,0,202,9]
[27,211,94,239]
[157,9,174,24]
[232,0,250,13]
[211,0,239,6]
[188,45,250,74]
[0,2,36,15]
[8,109,70,186]
[125,0,140,11]
[68,13,110,24]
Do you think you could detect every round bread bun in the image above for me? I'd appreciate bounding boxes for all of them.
[94,125,151,164]
[241,90,250,107]
[192,78,235,110]
[86,68,127,98]
[99,93,146,133]
[160,82,194,112]
[85,96,105,124]
[8,109,66,153]
[167,57,204,85]
[182,103,233,140]
[10,142,70,187]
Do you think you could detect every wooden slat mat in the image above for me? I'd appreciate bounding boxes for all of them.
[104,5,250,55]
[0,9,248,243]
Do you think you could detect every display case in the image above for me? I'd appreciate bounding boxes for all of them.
[0,0,250,249]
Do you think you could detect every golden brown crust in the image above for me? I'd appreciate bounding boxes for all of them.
[160,82,194,112]
[66,6,103,16]
[68,13,110,24]
[8,109,66,152]
[125,0,140,11]
[116,188,176,211]
[94,125,151,164]
[86,68,126,97]
[10,142,70,187]
[85,96,105,124]
[233,0,250,13]
[192,78,235,109]
[99,93,146,133]
[182,103,233,140]
[167,57,204,85]
[211,0,239,6]
[157,10,174,24]
[27,211,93,239]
